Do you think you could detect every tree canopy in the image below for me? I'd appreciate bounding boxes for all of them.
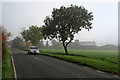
[12,36,25,49]
[42,5,93,55]
[21,25,43,47]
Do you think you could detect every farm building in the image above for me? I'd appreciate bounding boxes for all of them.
[68,40,97,49]
[74,40,96,46]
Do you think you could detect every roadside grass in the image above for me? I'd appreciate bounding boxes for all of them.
[0,61,2,79]
[2,48,13,78]
[41,49,118,64]
[40,49,119,75]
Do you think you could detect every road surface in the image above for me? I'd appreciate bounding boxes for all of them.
[10,48,118,79]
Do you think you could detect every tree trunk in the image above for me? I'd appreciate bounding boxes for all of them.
[62,42,68,55]
[26,42,28,50]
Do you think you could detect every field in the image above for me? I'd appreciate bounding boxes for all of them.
[40,49,119,74]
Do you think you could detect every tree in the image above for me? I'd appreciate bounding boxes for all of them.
[46,41,49,47]
[21,25,43,47]
[37,40,44,49]
[12,36,26,49]
[7,32,12,38]
[42,5,93,55]
[21,30,30,49]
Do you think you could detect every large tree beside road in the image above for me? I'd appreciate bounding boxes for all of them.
[42,4,93,55]
[21,29,30,49]
[21,25,43,48]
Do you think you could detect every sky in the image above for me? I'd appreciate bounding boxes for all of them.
[1,0,118,46]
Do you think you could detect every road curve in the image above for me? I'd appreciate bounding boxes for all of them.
[10,48,118,79]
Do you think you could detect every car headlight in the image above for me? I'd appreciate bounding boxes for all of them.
[37,51,39,53]
[30,50,33,52]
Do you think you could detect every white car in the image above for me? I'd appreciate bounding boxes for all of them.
[28,46,39,55]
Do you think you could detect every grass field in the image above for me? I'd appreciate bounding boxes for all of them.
[40,49,119,74]
[2,49,13,78]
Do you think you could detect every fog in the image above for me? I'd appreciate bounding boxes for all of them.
[1,1,118,46]
[118,1,120,45]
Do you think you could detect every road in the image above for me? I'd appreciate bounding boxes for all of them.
[10,48,118,78]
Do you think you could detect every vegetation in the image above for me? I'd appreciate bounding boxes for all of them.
[42,5,93,55]
[21,29,30,49]
[1,27,13,78]
[2,49,13,78]
[40,49,119,74]
[21,25,43,47]
[37,40,44,49]
[12,36,26,50]
[51,40,63,49]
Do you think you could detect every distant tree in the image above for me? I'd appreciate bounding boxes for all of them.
[7,32,12,37]
[42,4,93,55]
[37,40,44,49]
[21,30,30,49]
[100,44,118,50]
[46,41,49,47]
[12,36,26,49]
[21,25,43,47]
[52,40,63,49]
[68,41,80,49]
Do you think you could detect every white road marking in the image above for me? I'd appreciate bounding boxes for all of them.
[34,57,39,60]
[10,51,17,80]
[113,75,119,78]
[96,70,104,73]
[84,67,90,69]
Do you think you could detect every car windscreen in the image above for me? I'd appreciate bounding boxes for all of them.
[30,46,38,49]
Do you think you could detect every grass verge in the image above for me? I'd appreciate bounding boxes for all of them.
[2,48,13,78]
[0,61,2,79]
[40,50,119,75]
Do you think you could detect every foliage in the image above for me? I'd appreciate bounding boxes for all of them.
[42,4,93,55]
[21,29,29,43]
[7,32,12,37]
[37,40,44,49]
[1,27,13,78]
[1,27,12,55]
[12,36,26,50]
[21,29,30,49]
[21,25,43,46]
[7,32,12,40]
[1,27,7,55]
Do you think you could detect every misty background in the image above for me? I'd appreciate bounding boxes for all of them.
[1,1,118,46]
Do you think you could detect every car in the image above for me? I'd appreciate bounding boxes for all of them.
[28,46,39,55]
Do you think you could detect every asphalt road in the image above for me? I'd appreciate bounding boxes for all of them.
[10,48,118,79]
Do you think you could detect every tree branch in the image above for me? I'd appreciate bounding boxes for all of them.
[66,39,72,47]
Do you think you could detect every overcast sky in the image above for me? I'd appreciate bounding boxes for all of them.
[1,0,118,46]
